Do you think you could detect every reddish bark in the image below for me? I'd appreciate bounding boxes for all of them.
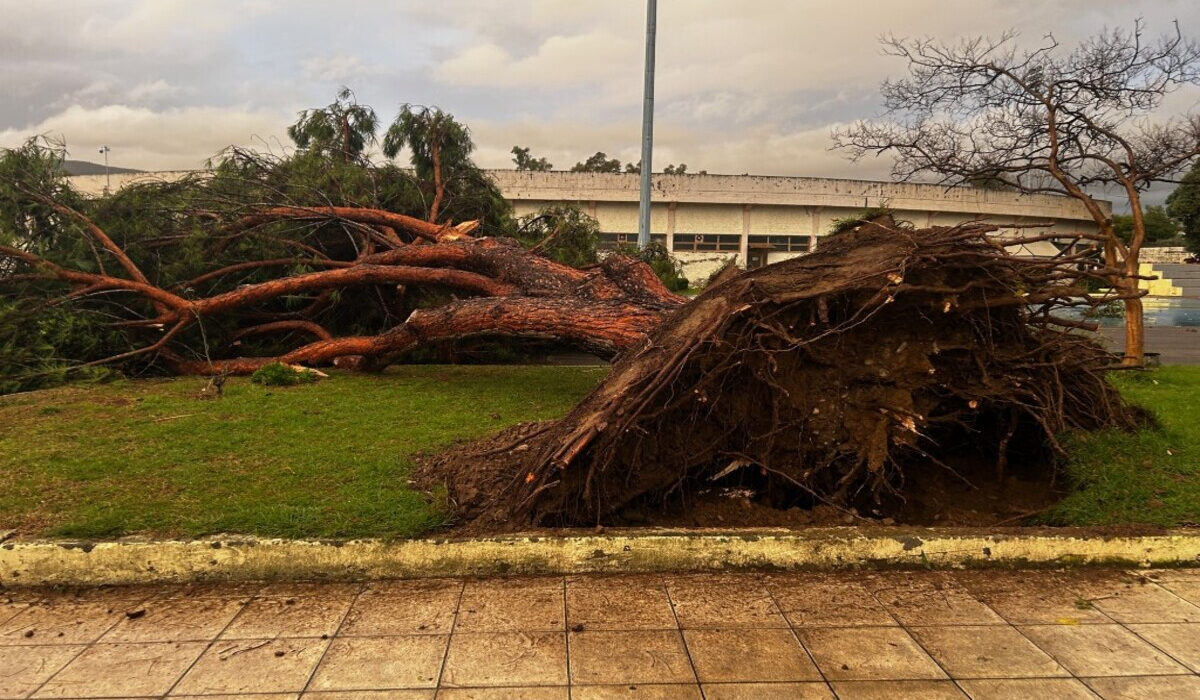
[429,142,444,224]
[231,320,334,342]
[226,206,478,242]
[2,204,685,375]
[174,296,664,375]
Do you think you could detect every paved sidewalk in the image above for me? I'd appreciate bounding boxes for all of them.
[1,569,1198,699]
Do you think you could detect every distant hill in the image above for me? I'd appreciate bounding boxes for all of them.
[61,159,144,176]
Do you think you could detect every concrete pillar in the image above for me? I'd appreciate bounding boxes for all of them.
[666,201,676,251]
[740,204,751,266]
[809,206,823,251]
[588,200,598,221]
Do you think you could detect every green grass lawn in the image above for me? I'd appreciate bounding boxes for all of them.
[1048,365,1199,528]
[0,364,1195,540]
[0,366,602,540]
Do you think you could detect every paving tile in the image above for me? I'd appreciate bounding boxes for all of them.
[799,627,946,681]
[0,600,126,645]
[456,577,564,632]
[702,681,833,699]
[567,576,677,630]
[172,638,329,694]
[152,582,265,599]
[258,582,363,598]
[1065,571,1189,623]
[683,628,820,682]
[908,625,1068,679]
[830,680,967,699]
[769,575,896,627]
[173,695,299,700]
[307,636,447,691]
[0,600,30,629]
[869,574,1004,626]
[1088,584,1200,623]
[221,595,355,639]
[573,684,702,699]
[666,576,786,629]
[101,597,248,642]
[1019,624,1189,676]
[339,580,460,636]
[1127,623,1200,672]
[1131,569,1200,583]
[956,571,1113,625]
[0,644,85,698]
[32,641,208,698]
[172,694,299,700]
[569,630,694,685]
[3,586,158,605]
[957,678,1101,700]
[1083,675,1200,699]
[441,631,566,687]
[301,690,433,699]
[1160,581,1200,607]
[437,688,568,699]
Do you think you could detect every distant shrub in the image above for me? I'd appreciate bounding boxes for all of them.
[250,363,321,386]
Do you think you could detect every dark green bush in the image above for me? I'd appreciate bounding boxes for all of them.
[0,301,121,395]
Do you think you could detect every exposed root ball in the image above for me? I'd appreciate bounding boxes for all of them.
[428,220,1142,530]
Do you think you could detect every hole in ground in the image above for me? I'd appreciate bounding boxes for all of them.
[609,414,1065,528]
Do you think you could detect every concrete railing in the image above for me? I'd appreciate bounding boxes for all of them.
[68,169,1107,225]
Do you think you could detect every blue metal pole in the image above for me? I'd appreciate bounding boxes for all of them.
[637,0,657,249]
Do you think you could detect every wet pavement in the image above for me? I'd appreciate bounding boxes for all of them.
[1,568,1198,699]
[1099,325,1200,364]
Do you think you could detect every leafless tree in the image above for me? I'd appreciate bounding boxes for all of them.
[834,20,1200,364]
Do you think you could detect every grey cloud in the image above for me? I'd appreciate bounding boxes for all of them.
[2,0,1198,181]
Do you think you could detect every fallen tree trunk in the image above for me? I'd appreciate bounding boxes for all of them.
[1,202,684,374]
[421,220,1143,529]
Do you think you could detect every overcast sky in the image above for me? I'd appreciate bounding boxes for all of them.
[2,0,1199,188]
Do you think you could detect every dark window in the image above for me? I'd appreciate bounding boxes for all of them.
[598,232,665,250]
[747,234,811,252]
[672,233,741,252]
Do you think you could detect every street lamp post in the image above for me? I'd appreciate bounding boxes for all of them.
[98,146,112,194]
[636,0,657,250]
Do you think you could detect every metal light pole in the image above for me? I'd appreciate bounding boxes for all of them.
[98,146,111,193]
[636,0,657,249]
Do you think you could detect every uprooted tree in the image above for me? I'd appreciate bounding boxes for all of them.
[833,20,1200,366]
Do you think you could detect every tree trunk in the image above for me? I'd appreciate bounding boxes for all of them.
[1121,277,1146,366]
[429,142,444,224]
[1121,187,1148,366]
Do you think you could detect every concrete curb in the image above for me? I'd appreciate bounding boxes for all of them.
[2,528,1199,586]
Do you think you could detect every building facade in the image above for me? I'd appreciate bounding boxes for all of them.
[69,169,1108,282]
[496,171,1108,281]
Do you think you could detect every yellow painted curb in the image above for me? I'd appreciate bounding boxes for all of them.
[2,529,1198,586]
